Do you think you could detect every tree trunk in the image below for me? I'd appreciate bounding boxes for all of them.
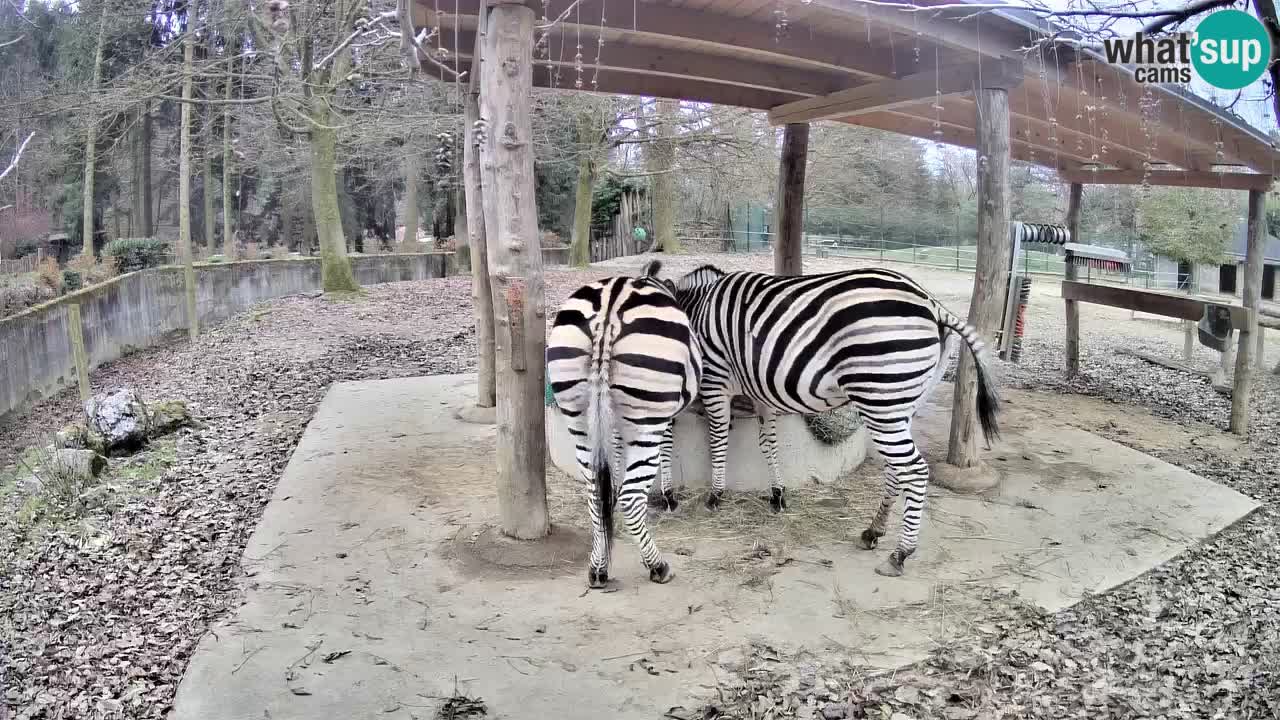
[570,112,595,267]
[202,124,216,255]
[1063,182,1082,376]
[309,102,361,293]
[222,71,235,257]
[80,9,108,258]
[773,122,808,276]
[649,99,679,253]
[947,87,1012,469]
[130,112,141,238]
[141,104,153,237]
[402,145,420,246]
[464,72,497,409]
[178,32,199,340]
[478,2,549,539]
[1230,189,1266,434]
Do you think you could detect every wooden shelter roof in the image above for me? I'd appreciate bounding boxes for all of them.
[419,0,1280,187]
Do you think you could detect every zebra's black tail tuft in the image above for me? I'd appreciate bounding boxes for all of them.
[973,348,1001,444]
[938,311,1001,444]
[596,457,615,551]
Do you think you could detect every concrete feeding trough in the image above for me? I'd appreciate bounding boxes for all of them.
[545,399,868,492]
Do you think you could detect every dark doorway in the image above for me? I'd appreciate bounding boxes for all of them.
[1264,265,1276,300]
[1177,260,1193,290]
[1219,264,1238,295]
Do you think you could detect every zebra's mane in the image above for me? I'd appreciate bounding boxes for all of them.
[676,264,726,290]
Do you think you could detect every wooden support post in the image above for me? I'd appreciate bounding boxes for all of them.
[464,2,496,410]
[67,304,90,403]
[774,122,809,276]
[1063,183,1082,376]
[1256,327,1265,370]
[478,1,550,539]
[947,86,1012,470]
[1230,188,1266,435]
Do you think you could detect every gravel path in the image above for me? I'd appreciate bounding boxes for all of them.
[2,254,1277,719]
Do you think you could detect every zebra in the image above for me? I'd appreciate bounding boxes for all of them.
[547,260,702,589]
[666,264,1000,577]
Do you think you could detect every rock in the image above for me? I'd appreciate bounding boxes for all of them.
[820,702,849,720]
[78,484,117,510]
[46,449,107,481]
[85,389,149,454]
[54,423,106,454]
[147,400,192,437]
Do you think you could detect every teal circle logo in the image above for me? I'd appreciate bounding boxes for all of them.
[1192,9,1271,90]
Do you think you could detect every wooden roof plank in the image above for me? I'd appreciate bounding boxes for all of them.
[767,57,1022,125]
[1058,169,1274,191]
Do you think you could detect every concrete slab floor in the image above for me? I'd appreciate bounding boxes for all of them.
[169,374,1259,720]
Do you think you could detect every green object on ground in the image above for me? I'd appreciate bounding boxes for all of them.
[545,380,555,407]
[632,226,647,243]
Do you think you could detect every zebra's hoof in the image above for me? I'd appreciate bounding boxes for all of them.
[588,567,610,589]
[706,491,723,511]
[874,549,913,577]
[858,528,884,550]
[769,487,787,513]
[648,560,675,584]
[662,489,679,512]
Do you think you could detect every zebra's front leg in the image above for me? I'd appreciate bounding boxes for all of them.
[566,410,612,588]
[757,408,786,513]
[862,416,928,577]
[702,390,732,510]
[620,428,674,583]
[658,423,678,512]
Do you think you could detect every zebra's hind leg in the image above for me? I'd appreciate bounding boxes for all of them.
[861,416,928,577]
[703,390,733,510]
[619,427,675,584]
[859,466,899,550]
[757,408,786,512]
[658,423,680,512]
[565,410,612,588]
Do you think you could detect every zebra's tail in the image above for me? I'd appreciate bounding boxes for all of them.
[587,317,618,552]
[937,311,1001,444]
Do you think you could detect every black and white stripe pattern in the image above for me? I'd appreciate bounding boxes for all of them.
[670,264,1000,577]
[547,260,702,589]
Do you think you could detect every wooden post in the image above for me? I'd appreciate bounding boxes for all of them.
[478,1,550,539]
[463,3,496,410]
[1063,182,1082,376]
[946,86,1012,469]
[1230,188,1266,434]
[774,122,809,276]
[67,304,90,403]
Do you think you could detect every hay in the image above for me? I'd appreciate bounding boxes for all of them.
[803,408,864,445]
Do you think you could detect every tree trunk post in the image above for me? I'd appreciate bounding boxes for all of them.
[478,1,549,539]
[773,122,809,277]
[650,100,679,253]
[946,85,1013,470]
[202,125,216,255]
[569,112,595,268]
[222,71,235,257]
[402,144,420,247]
[178,32,199,341]
[142,104,154,237]
[1230,188,1267,434]
[81,9,108,258]
[464,3,497,410]
[67,304,90,403]
[309,105,361,294]
[1063,182,1082,376]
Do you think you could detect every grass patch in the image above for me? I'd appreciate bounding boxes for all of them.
[108,437,178,485]
[322,289,368,303]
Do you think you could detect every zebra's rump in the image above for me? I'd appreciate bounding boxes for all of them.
[547,275,701,422]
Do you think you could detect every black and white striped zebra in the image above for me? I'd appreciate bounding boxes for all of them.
[547,261,702,589]
[668,264,1000,577]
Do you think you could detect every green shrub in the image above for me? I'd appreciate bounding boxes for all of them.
[104,238,171,272]
[62,270,83,291]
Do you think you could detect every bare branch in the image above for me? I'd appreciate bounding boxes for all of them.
[0,131,35,181]
[0,35,22,50]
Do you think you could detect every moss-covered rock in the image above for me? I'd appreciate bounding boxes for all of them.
[147,400,192,437]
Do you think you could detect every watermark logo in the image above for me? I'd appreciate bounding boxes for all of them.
[1101,9,1271,90]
